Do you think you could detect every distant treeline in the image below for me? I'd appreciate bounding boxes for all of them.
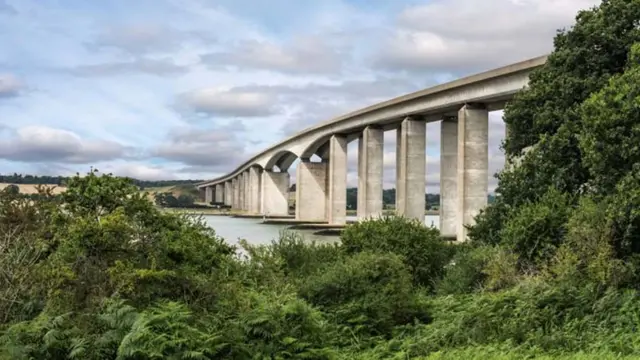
[0,174,204,189]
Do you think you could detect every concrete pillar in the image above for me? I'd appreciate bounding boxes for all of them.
[326,135,348,225]
[243,171,250,210]
[248,167,262,214]
[295,159,327,221]
[261,170,290,216]
[457,104,489,242]
[224,181,232,206]
[238,172,246,211]
[395,117,426,221]
[232,178,239,209]
[214,184,224,204]
[205,186,213,204]
[357,126,383,220]
[440,116,458,237]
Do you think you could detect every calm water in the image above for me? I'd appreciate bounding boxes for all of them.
[204,215,440,247]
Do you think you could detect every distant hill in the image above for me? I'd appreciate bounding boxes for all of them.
[0,174,204,189]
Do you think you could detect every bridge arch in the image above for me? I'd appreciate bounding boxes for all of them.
[264,150,299,172]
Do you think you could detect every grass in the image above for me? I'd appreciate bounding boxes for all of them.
[0,183,66,194]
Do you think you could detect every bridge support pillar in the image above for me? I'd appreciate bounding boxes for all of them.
[327,135,348,225]
[224,181,232,206]
[244,171,251,210]
[232,178,239,209]
[238,172,247,211]
[198,188,206,202]
[440,116,458,237]
[248,167,262,214]
[456,104,488,242]
[205,186,213,204]
[215,184,224,204]
[261,170,290,216]
[296,159,327,221]
[395,117,426,221]
[357,126,383,220]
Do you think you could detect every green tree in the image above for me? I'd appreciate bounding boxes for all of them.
[472,0,640,256]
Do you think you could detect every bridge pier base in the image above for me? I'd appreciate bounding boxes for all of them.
[327,135,348,225]
[261,170,290,216]
[357,126,384,220]
[440,116,458,237]
[396,117,426,221]
[295,159,327,221]
[456,104,488,242]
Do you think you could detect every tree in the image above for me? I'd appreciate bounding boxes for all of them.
[471,0,640,254]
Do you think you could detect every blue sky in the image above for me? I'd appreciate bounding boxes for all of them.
[0,0,598,190]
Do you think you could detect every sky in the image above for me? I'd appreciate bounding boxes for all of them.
[0,0,600,192]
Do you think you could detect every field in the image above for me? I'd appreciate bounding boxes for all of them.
[0,183,67,194]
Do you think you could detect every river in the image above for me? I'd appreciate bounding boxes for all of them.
[204,215,440,247]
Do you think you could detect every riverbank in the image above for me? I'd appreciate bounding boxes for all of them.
[162,207,440,217]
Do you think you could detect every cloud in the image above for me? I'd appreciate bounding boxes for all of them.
[177,87,279,118]
[200,36,346,75]
[0,73,22,98]
[69,58,188,77]
[151,125,247,173]
[88,24,190,55]
[0,126,129,163]
[0,0,15,14]
[375,0,600,73]
[98,163,179,181]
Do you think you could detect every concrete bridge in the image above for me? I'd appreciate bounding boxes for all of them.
[196,55,548,242]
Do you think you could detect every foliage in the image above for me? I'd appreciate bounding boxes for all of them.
[340,216,454,289]
[471,0,640,256]
[299,251,429,339]
[154,192,196,208]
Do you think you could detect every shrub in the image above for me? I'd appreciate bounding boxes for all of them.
[436,245,493,295]
[298,251,429,338]
[340,216,453,289]
[498,187,572,267]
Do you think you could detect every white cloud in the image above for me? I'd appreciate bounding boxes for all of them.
[376,0,600,72]
[178,87,279,117]
[0,73,22,98]
[0,126,127,163]
[201,36,346,75]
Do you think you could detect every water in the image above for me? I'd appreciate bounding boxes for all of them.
[204,215,440,247]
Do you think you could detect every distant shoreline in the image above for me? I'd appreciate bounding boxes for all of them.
[162,207,440,216]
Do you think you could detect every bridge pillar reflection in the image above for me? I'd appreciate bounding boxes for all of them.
[395,117,426,220]
[456,104,489,242]
[327,135,348,225]
[440,116,458,237]
[224,181,232,206]
[248,167,262,214]
[295,159,328,221]
[357,126,383,220]
[261,170,290,216]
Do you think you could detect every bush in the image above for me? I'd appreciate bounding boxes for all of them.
[498,187,572,267]
[340,216,453,289]
[298,251,429,338]
[436,245,493,295]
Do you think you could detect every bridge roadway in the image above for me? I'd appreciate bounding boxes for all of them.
[197,54,549,242]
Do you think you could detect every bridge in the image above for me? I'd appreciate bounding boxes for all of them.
[196,54,548,242]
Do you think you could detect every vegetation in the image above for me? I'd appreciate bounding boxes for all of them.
[4,1,640,358]
[0,173,203,189]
